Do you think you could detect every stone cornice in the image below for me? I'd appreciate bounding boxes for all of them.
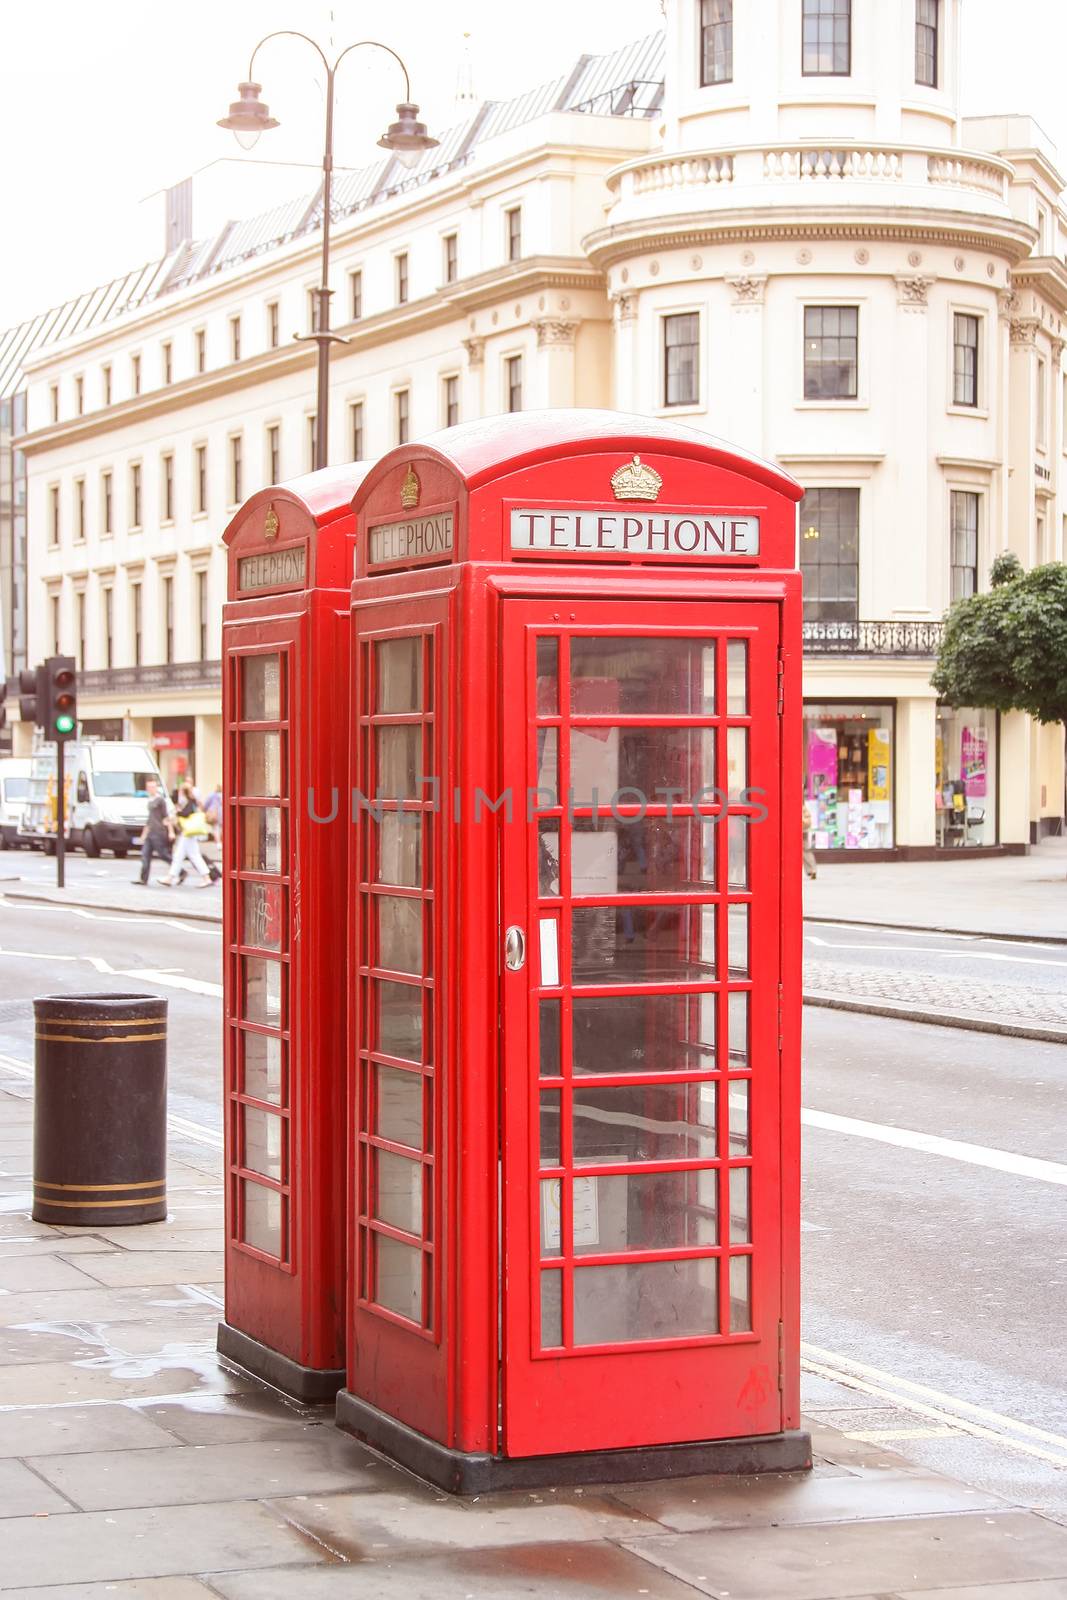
[1011,255,1067,318]
[582,207,1037,270]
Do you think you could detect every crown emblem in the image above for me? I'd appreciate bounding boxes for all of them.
[263,505,279,540]
[611,455,662,502]
[401,466,420,510]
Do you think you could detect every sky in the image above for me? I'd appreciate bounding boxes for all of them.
[1,0,1066,329]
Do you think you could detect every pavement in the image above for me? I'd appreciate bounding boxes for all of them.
[3,1065,1067,1598]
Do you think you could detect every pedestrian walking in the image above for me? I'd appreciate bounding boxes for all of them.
[158,784,219,887]
[134,777,173,885]
[204,783,224,846]
[802,799,818,880]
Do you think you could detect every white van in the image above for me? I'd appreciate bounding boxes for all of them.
[20,742,165,858]
[0,758,32,849]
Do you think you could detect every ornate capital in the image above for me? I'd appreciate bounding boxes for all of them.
[894,273,935,308]
[1050,336,1066,364]
[1009,317,1040,347]
[533,318,579,349]
[461,336,485,368]
[997,288,1020,319]
[611,291,638,323]
[724,274,767,305]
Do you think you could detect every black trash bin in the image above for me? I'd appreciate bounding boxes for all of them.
[33,993,168,1225]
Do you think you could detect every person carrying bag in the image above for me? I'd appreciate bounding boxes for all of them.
[159,784,219,887]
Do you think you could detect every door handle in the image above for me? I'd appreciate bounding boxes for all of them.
[504,925,526,971]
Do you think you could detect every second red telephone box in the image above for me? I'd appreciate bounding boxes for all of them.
[336,411,810,1489]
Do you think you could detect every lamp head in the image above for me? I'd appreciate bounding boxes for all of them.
[218,81,280,150]
[378,102,438,169]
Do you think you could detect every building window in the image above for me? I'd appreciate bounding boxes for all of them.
[799,487,859,623]
[1036,355,1047,448]
[131,353,141,396]
[162,341,173,384]
[952,313,979,407]
[163,574,174,665]
[75,375,84,415]
[196,570,209,661]
[916,0,939,86]
[506,356,523,413]
[267,423,280,483]
[195,444,207,515]
[395,389,410,445]
[950,490,979,602]
[306,289,318,333]
[230,316,242,362]
[72,478,85,541]
[131,581,142,667]
[49,384,59,423]
[194,328,206,374]
[102,364,112,406]
[700,0,733,84]
[396,253,409,305]
[443,374,459,427]
[443,233,458,283]
[102,471,113,535]
[936,705,996,846]
[230,435,243,505]
[663,312,700,406]
[804,306,858,400]
[50,593,60,655]
[802,0,851,75]
[76,590,87,670]
[350,403,364,461]
[49,484,60,546]
[130,463,142,529]
[103,585,114,670]
[307,415,318,468]
[161,453,174,522]
[1036,510,1047,564]
[506,207,522,262]
[350,270,363,320]
[804,702,894,850]
[267,301,280,349]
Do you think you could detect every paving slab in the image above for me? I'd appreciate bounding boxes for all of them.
[0,1351,246,1406]
[141,1392,336,1448]
[607,1465,1005,1532]
[0,1401,179,1458]
[0,1235,117,1258]
[0,1253,114,1293]
[210,1541,704,1599]
[2,1582,217,1600]
[0,1455,77,1516]
[70,1252,225,1289]
[898,1585,1067,1599]
[621,1509,1067,1600]
[29,1434,395,1511]
[0,1500,329,1589]
[0,1285,223,1325]
[92,1230,221,1253]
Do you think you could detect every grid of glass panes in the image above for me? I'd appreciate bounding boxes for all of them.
[228,649,291,1264]
[532,631,755,1352]
[356,632,437,1333]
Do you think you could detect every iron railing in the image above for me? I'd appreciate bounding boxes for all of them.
[78,660,222,695]
[803,620,944,656]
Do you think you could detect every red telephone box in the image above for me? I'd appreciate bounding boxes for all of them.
[336,411,809,1489]
[219,465,369,1399]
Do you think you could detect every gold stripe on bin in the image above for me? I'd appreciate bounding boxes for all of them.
[35,1031,168,1044]
[36,1015,164,1027]
[34,1177,166,1192]
[33,1194,166,1209]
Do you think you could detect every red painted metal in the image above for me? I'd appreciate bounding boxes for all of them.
[220,466,370,1393]
[341,411,804,1470]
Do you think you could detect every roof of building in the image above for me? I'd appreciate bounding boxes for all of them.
[0,31,665,400]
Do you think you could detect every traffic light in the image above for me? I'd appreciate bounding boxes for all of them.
[42,656,77,740]
[18,667,39,725]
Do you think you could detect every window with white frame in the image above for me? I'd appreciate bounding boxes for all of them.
[443,374,459,427]
[799,487,859,622]
[101,471,113,535]
[102,364,112,406]
[230,435,243,505]
[663,313,699,406]
[75,375,84,415]
[1036,355,1047,447]
[49,384,59,423]
[350,269,363,320]
[307,414,318,468]
[130,463,142,529]
[506,356,523,413]
[194,328,206,374]
[162,573,175,664]
[267,423,280,483]
[195,569,209,661]
[131,353,141,395]
[194,444,207,515]
[50,592,60,655]
[443,233,458,283]
[76,589,87,669]
[395,389,410,445]
[950,490,979,602]
[267,301,280,349]
[102,584,114,669]
[161,453,174,522]
[74,478,86,540]
[804,306,858,400]
[161,341,173,385]
[915,0,938,86]
[700,0,733,84]
[230,315,242,362]
[396,253,409,306]
[350,402,364,461]
[506,206,522,262]
[131,580,142,667]
[48,484,60,545]
[802,0,850,74]
[952,313,979,407]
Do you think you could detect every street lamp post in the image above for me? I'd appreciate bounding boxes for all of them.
[219,34,437,471]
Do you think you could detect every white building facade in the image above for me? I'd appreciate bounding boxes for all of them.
[7,1,1066,850]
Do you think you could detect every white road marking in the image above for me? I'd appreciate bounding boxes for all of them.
[804,1342,1067,1465]
[802,1107,1067,1185]
[806,920,1066,954]
[126,968,223,999]
[0,894,216,936]
[805,933,1067,969]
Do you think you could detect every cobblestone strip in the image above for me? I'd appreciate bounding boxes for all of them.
[803,960,1067,1030]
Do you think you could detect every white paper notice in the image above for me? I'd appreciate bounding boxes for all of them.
[539,919,560,987]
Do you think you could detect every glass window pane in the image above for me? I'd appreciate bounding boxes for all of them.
[539,1090,561,1166]
[242,807,283,873]
[243,957,282,1025]
[377,979,423,1061]
[376,813,421,887]
[574,1168,718,1255]
[729,1080,750,1154]
[375,1064,423,1148]
[729,1166,750,1243]
[242,1181,282,1256]
[241,654,281,721]
[538,821,561,896]
[376,726,421,799]
[377,895,423,975]
[571,817,717,895]
[541,1270,563,1345]
[573,1081,717,1164]
[571,639,715,715]
[727,727,748,802]
[726,640,747,713]
[540,1177,563,1256]
[728,816,749,889]
[376,637,421,713]
[573,1257,718,1344]
[729,990,749,1067]
[241,732,282,796]
[375,1149,422,1234]
[728,904,749,976]
[573,992,715,1076]
[243,1030,283,1104]
[536,637,559,715]
[536,726,558,800]
[730,1253,752,1332]
[572,904,715,985]
[539,999,561,1077]
[242,1105,284,1181]
[571,727,715,807]
[241,880,283,951]
[375,1234,422,1321]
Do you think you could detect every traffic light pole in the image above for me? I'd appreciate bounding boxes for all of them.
[55,736,65,889]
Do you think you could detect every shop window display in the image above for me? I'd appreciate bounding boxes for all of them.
[935,707,996,847]
[803,704,893,850]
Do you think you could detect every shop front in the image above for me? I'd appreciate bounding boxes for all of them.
[152,719,195,795]
[935,706,997,848]
[803,702,894,852]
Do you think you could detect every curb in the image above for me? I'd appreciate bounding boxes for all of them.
[2,889,223,927]
[804,914,1067,947]
[804,991,1067,1046]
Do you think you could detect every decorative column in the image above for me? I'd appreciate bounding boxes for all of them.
[1003,295,1039,567]
[532,318,579,408]
[894,695,937,849]
[723,276,768,452]
[610,292,638,412]
[891,275,935,613]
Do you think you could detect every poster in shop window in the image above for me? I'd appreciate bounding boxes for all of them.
[867,728,891,802]
[961,726,987,798]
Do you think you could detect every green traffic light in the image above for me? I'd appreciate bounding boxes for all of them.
[55,714,75,735]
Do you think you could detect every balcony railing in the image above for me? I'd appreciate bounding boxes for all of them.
[803,620,944,656]
[78,660,222,695]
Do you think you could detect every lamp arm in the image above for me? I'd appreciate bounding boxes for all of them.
[332,38,412,101]
[248,29,330,82]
